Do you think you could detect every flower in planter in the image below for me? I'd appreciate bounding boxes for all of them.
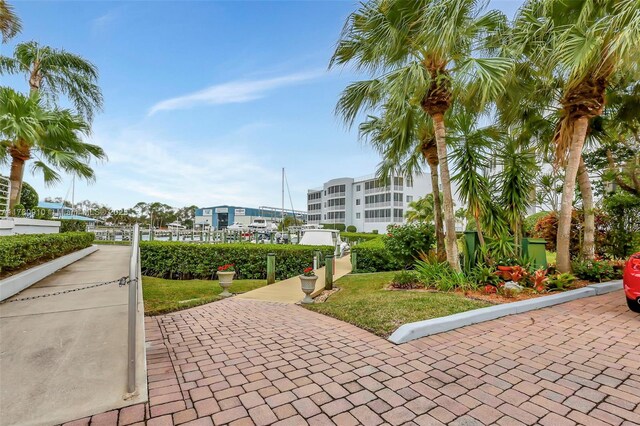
[218,264,235,272]
[302,266,315,277]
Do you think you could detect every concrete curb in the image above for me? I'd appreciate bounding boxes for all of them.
[0,245,99,301]
[388,280,623,344]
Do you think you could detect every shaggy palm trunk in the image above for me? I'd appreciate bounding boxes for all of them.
[8,154,26,210]
[474,214,485,246]
[578,156,595,260]
[428,162,445,256]
[432,113,460,271]
[557,116,589,272]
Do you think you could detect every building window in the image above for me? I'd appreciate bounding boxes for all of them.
[356,212,361,219]
[356,199,360,206]
[356,184,361,191]
[406,195,413,203]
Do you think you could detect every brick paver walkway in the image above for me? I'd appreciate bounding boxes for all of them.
[65,291,640,426]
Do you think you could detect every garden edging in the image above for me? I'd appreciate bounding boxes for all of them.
[0,245,99,301]
[388,280,623,344]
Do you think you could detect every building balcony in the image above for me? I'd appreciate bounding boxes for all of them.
[364,201,391,208]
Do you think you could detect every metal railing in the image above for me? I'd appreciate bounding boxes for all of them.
[127,223,140,395]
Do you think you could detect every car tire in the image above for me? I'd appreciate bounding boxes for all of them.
[627,297,640,313]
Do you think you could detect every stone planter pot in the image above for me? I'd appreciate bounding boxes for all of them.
[299,275,318,304]
[217,271,235,297]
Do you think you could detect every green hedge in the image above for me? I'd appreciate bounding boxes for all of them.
[140,242,335,280]
[0,232,94,275]
[351,238,402,273]
[322,223,346,231]
[60,219,88,233]
[341,232,382,244]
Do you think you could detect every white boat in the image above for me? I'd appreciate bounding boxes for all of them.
[299,229,350,256]
[227,222,247,231]
[248,218,278,231]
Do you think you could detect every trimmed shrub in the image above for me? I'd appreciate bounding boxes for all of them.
[385,223,436,269]
[351,238,402,273]
[346,225,357,232]
[0,232,94,275]
[60,219,88,233]
[341,232,381,243]
[12,204,26,218]
[322,223,346,231]
[20,182,39,211]
[140,242,335,280]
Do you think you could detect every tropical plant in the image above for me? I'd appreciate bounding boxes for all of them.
[405,194,435,224]
[331,0,512,271]
[0,41,103,121]
[546,272,577,291]
[510,0,640,272]
[384,222,436,269]
[0,88,106,209]
[0,0,21,42]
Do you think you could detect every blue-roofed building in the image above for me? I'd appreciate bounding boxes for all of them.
[195,205,306,230]
[37,202,98,228]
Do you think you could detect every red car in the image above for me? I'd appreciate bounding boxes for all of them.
[624,252,640,312]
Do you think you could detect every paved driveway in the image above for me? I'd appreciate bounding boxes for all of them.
[66,291,640,426]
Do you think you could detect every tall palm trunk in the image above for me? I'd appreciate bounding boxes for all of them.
[432,113,461,271]
[474,213,486,246]
[557,116,589,272]
[429,163,445,257]
[578,156,595,260]
[8,149,27,210]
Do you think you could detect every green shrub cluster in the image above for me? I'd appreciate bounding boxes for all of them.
[341,232,381,244]
[346,225,357,232]
[571,259,623,282]
[60,219,88,233]
[322,223,346,231]
[351,238,402,273]
[0,232,94,274]
[140,242,335,280]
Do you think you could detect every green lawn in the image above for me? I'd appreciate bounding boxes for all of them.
[305,272,491,337]
[142,277,265,315]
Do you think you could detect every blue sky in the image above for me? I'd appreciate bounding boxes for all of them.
[2,0,522,211]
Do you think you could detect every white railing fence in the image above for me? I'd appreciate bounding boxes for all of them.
[0,176,10,217]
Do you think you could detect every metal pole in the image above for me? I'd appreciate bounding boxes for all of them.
[267,253,276,284]
[325,255,334,291]
[127,223,139,395]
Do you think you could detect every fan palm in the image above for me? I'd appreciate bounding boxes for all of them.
[331,0,511,271]
[0,87,106,209]
[1,41,103,121]
[0,0,21,42]
[359,103,446,256]
[511,0,640,272]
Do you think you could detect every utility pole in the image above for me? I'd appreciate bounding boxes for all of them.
[281,167,285,229]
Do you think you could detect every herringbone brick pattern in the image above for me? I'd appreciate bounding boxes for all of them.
[65,291,640,425]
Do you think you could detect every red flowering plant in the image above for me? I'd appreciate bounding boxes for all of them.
[218,263,235,272]
[302,266,315,277]
[483,284,497,294]
[531,269,548,293]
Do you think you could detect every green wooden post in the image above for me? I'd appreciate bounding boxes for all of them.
[325,255,334,290]
[270,232,274,244]
[351,251,357,272]
[523,238,548,269]
[267,253,276,284]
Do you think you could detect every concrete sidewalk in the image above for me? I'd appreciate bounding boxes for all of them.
[235,255,352,303]
[0,246,147,426]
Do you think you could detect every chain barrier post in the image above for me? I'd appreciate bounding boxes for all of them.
[127,223,140,395]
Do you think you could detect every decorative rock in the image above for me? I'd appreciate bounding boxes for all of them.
[503,281,524,292]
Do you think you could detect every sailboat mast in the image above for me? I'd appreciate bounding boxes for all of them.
[281,168,285,227]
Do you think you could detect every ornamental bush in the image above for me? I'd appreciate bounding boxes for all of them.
[340,232,381,244]
[0,232,94,275]
[346,225,357,232]
[60,219,88,233]
[140,242,335,280]
[384,223,436,269]
[351,238,402,273]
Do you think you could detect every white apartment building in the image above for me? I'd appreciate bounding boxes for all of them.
[307,173,456,233]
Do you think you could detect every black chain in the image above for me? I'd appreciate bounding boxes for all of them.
[0,276,137,304]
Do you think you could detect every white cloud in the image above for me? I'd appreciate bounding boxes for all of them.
[148,70,324,115]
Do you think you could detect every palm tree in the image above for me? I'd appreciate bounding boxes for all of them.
[0,87,106,209]
[331,0,511,271]
[1,41,103,121]
[359,104,446,256]
[0,0,21,42]
[511,0,640,272]
[405,195,435,224]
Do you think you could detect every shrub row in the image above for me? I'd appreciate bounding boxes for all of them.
[351,238,402,273]
[340,232,382,243]
[0,232,95,275]
[60,219,88,233]
[140,242,335,280]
